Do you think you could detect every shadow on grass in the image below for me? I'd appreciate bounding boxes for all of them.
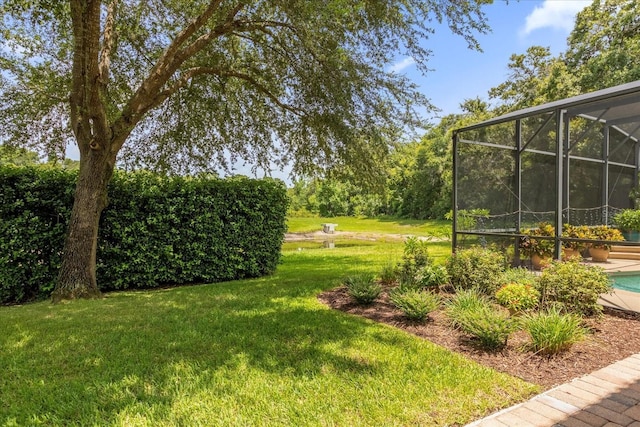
[0,252,394,424]
[0,250,533,425]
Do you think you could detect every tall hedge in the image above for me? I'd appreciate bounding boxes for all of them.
[0,165,288,304]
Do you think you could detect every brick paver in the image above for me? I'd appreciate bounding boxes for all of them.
[466,354,640,427]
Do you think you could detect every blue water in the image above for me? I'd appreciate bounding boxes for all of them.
[612,274,640,293]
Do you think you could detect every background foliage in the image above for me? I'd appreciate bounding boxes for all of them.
[0,165,287,304]
[289,0,640,221]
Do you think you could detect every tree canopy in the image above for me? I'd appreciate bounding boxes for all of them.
[1,0,491,177]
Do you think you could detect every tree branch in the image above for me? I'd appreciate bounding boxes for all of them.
[152,0,226,76]
[150,67,304,117]
[174,3,245,62]
[69,0,103,154]
[99,0,118,85]
[110,1,247,152]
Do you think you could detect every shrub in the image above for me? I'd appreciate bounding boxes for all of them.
[452,304,516,350]
[495,283,540,313]
[536,259,612,316]
[500,268,537,288]
[520,222,555,258]
[445,288,491,329]
[562,224,591,252]
[378,261,398,286]
[344,274,381,305]
[0,166,288,304]
[446,247,505,295]
[389,288,441,321]
[589,225,624,250]
[398,237,430,284]
[416,265,449,290]
[614,209,640,232]
[522,307,586,355]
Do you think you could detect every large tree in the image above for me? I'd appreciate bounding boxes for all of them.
[0,0,490,301]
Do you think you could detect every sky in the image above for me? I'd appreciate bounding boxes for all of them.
[399,0,592,121]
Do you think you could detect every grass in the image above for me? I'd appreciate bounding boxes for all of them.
[287,215,451,237]
[283,238,452,266]
[0,225,537,426]
[522,307,586,355]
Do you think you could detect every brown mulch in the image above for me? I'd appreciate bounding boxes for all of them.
[319,285,640,390]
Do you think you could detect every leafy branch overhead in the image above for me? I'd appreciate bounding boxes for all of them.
[0,0,490,176]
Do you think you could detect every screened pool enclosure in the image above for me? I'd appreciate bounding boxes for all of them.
[452,80,640,261]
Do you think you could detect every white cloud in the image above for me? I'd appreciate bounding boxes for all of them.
[388,57,415,73]
[521,0,591,36]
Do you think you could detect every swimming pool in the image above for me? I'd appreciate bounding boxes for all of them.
[611,273,640,293]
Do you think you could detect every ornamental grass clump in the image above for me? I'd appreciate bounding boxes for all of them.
[446,288,516,350]
[389,288,441,321]
[378,261,398,286]
[344,274,381,305]
[495,283,540,313]
[445,287,488,327]
[522,307,586,355]
[452,304,516,350]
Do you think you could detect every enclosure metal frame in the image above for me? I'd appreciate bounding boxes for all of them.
[452,80,640,258]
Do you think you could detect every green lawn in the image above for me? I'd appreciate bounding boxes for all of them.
[287,215,451,237]
[1,237,537,426]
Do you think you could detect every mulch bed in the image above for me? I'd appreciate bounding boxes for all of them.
[319,285,640,389]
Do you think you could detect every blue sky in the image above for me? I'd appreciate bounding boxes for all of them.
[398,0,591,122]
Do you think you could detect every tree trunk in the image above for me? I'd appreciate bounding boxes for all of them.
[51,151,114,303]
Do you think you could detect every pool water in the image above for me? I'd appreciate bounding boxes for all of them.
[611,274,640,293]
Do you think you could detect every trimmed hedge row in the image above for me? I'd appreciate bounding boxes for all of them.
[0,166,288,304]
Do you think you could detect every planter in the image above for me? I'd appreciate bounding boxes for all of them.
[531,253,551,270]
[589,246,610,262]
[563,248,582,260]
[622,231,640,242]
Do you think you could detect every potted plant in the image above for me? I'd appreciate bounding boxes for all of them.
[561,224,590,259]
[520,222,555,269]
[588,225,624,262]
[613,209,640,242]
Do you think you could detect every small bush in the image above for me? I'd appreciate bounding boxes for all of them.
[389,288,441,321]
[445,288,491,329]
[500,268,537,288]
[446,247,505,295]
[398,237,430,284]
[378,261,398,286]
[495,283,540,313]
[344,274,381,305]
[536,259,612,316]
[416,265,449,290]
[522,307,586,355]
[452,304,516,350]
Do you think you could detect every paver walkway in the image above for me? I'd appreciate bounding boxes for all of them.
[467,353,640,426]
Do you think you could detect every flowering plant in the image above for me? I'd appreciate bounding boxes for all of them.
[561,224,590,251]
[589,225,624,250]
[495,282,540,313]
[520,223,555,258]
